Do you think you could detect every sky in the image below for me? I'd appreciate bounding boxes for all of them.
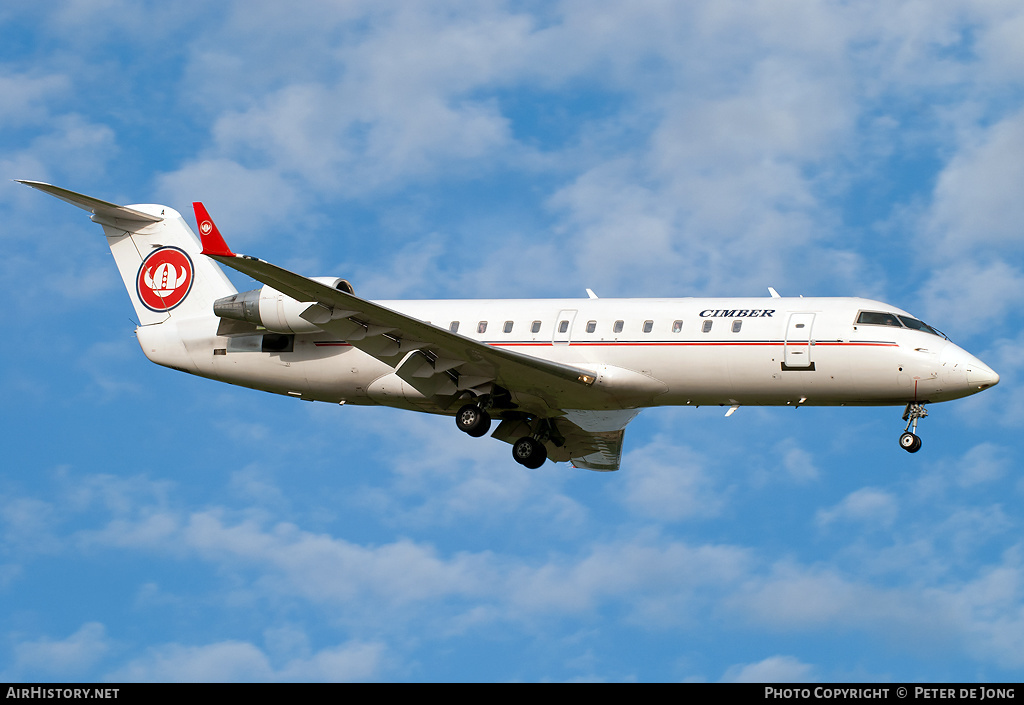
[1,0,1023,683]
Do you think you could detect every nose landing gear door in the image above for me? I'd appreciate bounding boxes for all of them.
[784,313,815,369]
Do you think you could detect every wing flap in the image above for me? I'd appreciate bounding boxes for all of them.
[557,408,639,471]
[566,429,627,471]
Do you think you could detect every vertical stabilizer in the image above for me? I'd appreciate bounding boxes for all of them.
[17,181,236,326]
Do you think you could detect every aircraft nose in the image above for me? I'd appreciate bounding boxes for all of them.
[967,363,999,390]
[939,343,999,395]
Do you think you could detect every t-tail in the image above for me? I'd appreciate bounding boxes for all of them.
[17,180,236,372]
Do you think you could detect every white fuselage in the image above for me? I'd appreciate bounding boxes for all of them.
[138,295,998,416]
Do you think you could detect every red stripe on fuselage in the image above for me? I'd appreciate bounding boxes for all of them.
[487,340,898,348]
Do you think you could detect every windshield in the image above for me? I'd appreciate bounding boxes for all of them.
[896,315,943,337]
[856,311,947,339]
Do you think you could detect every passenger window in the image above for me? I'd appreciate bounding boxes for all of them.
[672,320,683,333]
[702,320,713,333]
[504,321,514,334]
[613,320,624,334]
[531,320,541,334]
[450,321,460,333]
[558,320,569,333]
[732,320,742,333]
[643,320,653,333]
[586,320,596,333]
[478,321,487,334]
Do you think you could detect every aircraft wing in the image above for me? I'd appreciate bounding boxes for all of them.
[194,204,605,420]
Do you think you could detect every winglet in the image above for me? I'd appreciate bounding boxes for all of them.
[193,202,235,257]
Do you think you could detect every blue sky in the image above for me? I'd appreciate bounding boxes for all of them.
[2,1,1023,682]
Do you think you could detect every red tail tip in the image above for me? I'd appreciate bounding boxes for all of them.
[193,202,235,257]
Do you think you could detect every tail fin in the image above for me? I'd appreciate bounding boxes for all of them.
[18,181,236,325]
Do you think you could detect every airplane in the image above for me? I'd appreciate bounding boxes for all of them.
[19,180,1001,471]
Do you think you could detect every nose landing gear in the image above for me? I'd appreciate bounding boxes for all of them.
[899,403,927,453]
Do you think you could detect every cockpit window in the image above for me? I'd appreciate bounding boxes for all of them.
[856,311,901,327]
[856,310,944,337]
[897,315,941,336]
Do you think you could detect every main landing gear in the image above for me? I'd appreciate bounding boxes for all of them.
[455,403,491,437]
[454,401,550,469]
[899,403,927,453]
[511,436,547,469]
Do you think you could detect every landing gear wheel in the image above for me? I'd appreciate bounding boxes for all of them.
[456,404,491,438]
[900,403,927,454]
[512,437,547,469]
[899,432,922,453]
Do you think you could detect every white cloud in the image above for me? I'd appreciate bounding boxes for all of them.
[963,0,1024,85]
[730,548,1024,670]
[720,654,816,683]
[930,549,1024,670]
[0,70,69,127]
[502,538,751,625]
[917,260,1024,338]
[0,497,62,554]
[954,442,1010,487]
[10,623,110,678]
[153,159,302,243]
[913,442,1015,500]
[82,507,498,609]
[924,110,1024,260]
[618,436,727,521]
[166,3,532,199]
[108,638,385,682]
[7,456,1021,674]
[816,488,899,530]
[110,640,272,682]
[776,439,821,484]
[344,410,588,530]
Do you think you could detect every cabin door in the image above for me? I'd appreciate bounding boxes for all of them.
[784,313,815,368]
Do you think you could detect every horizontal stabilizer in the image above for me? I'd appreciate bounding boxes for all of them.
[16,180,162,224]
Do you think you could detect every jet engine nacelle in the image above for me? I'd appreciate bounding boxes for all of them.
[213,277,354,334]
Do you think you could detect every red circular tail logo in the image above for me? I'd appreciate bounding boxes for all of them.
[137,247,194,312]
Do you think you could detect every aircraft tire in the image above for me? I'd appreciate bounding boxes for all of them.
[512,437,547,468]
[456,404,491,437]
[899,432,922,453]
